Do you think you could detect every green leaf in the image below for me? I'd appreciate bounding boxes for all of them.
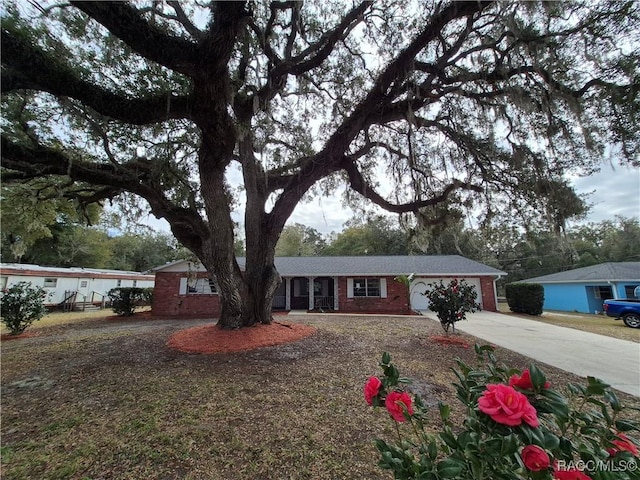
[615,419,639,432]
[439,402,451,422]
[528,364,547,390]
[604,390,622,412]
[440,429,458,449]
[381,352,391,366]
[428,440,438,460]
[436,458,465,478]
[585,376,610,395]
[542,431,560,450]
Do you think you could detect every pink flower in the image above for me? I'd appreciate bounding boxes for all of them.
[478,384,539,427]
[509,369,550,390]
[385,391,413,422]
[521,445,550,471]
[607,432,639,457]
[364,376,382,406]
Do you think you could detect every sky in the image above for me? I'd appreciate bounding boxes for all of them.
[142,162,639,237]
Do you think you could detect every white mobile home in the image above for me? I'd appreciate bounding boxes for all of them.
[0,263,155,309]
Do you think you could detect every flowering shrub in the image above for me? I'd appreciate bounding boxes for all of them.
[422,279,480,333]
[365,348,640,479]
[0,282,47,335]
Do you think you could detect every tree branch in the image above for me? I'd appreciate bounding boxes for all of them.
[340,156,483,214]
[1,136,210,246]
[254,1,372,106]
[1,28,193,124]
[70,1,198,76]
[167,1,205,40]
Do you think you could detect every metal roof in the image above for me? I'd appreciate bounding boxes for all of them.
[521,262,640,283]
[153,255,506,277]
[0,263,154,278]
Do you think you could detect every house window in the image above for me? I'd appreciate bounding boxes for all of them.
[593,286,613,300]
[186,278,217,294]
[117,279,122,287]
[44,278,57,288]
[624,285,640,298]
[293,278,309,297]
[80,281,88,288]
[353,278,380,297]
[133,280,137,287]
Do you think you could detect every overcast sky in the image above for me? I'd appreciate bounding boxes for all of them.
[142,163,639,236]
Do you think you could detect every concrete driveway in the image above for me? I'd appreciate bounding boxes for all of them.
[441,311,640,397]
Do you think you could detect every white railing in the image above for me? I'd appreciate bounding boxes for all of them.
[273,296,286,309]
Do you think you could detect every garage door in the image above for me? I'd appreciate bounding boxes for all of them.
[410,277,482,311]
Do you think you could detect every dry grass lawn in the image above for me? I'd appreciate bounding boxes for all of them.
[2,310,639,480]
[496,303,640,343]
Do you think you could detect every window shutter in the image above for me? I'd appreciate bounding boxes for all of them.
[179,277,187,295]
[380,278,387,298]
[347,278,354,298]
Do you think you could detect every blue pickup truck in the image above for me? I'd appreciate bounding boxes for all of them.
[603,298,640,328]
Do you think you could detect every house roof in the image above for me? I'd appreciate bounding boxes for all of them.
[0,263,154,280]
[521,262,640,284]
[152,255,506,277]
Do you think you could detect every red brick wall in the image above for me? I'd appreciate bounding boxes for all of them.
[152,271,498,316]
[337,276,411,314]
[479,276,498,312]
[152,272,220,318]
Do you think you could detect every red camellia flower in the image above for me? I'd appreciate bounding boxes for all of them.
[607,432,639,457]
[521,445,550,471]
[509,370,550,390]
[364,376,382,406]
[478,384,539,427]
[385,391,413,422]
[553,467,592,480]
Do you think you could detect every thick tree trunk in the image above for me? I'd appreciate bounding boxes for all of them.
[201,255,280,329]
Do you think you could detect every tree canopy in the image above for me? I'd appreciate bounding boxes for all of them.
[2,0,638,328]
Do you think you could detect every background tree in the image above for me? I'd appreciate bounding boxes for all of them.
[2,1,638,328]
[1,181,102,263]
[275,223,326,257]
[570,217,640,267]
[323,215,408,255]
[26,223,113,268]
[109,232,188,272]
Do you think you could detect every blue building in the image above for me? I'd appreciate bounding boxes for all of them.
[521,262,640,314]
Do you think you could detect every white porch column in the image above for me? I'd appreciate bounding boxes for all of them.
[308,276,315,310]
[333,276,339,311]
[285,277,291,310]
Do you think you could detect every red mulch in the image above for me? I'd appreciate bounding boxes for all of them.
[167,321,317,354]
[1,331,39,341]
[429,335,470,348]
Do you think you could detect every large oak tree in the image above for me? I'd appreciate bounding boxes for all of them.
[2,1,638,328]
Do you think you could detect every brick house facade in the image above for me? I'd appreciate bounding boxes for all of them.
[151,256,505,318]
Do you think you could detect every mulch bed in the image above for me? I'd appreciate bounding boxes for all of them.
[167,321,317,354]
[1,332,39,341]
[428,335,471,348]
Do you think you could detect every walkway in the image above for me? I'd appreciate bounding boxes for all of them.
[447,311,640,397]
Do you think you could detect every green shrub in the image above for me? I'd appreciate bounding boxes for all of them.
[140,287,153,306]
[108,287,149,316]
[366,349,640,480]
[422,279,481,333]
[505,283,544,315]
[1,282,48,335]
